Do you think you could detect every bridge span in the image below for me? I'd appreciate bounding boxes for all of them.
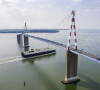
[26,34,100,62]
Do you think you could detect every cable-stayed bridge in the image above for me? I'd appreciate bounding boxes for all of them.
[17,10,100,84]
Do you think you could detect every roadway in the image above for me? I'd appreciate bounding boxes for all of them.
[25,34,100,62]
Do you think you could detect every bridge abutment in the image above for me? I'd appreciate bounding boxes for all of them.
[62,51,80,84]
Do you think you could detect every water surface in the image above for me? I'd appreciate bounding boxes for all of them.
[0,29,100,90]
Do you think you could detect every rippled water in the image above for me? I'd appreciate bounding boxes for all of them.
[0,29,100,90]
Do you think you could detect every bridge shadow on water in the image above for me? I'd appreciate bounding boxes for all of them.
[32,64,60,90]
[22,53,61,90]
[64,72,100,90]
[77,72,100,90]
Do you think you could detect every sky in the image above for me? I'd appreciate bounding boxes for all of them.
[0,0,100,29]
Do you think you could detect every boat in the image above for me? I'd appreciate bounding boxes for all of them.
[21,48,56,58]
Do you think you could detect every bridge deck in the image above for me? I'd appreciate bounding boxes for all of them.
[26,34,100,61]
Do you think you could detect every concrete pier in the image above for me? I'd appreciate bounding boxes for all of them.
[62,51,80,84]
[17,34,22,43]
[24,35,29,51]
[24,35,29,46]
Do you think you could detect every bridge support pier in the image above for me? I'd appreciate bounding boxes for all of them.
[17,34,22,43]
[24,35,30,51]
[62,51,80,84]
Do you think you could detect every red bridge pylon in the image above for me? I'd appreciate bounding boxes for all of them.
[61,10,80,84]
[67,10,77,51]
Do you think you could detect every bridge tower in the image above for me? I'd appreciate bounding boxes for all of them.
[23,22,29,51]
[62,10,80,84]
